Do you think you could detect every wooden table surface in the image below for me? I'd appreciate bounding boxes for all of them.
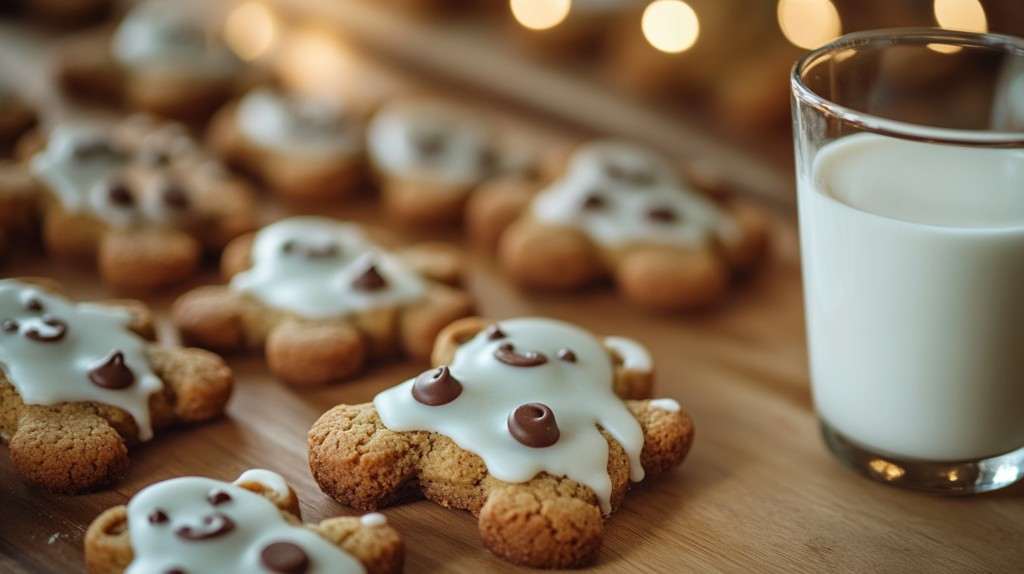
[2,12,1023,574]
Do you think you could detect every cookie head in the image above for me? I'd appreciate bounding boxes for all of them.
[374,317,646,514]
[236,89,361,158]
[125,471,364,574]
[0,280,163,440]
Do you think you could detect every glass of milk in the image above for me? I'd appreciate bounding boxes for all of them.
[792,29,1024,493]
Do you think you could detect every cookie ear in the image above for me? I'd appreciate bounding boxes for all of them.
[395,242,465,287]
[429,316,488,366]
[265,319,367,386]
[603,337,654,400]
[84,506,134,574]
[308,404,422,512]
[145,346,233,424]
[627,400,695,477]
[465,177,534,251]
[312,514,405,574]
[233,469,301,517]
[220,232,256,279]
[98,229,202,292]
[498,220,603,291]
[172,285,248,351]
[398,286,475,362]
[615,245,729,311]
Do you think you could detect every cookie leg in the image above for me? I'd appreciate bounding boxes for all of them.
[84,506,133,574]
[266,320,367,386]
[9,407,129,493]
[398,286,475,362]
[615,247,729,311]
[172,286,248,351]
[146,346,233,424]
[312,516,405,574]
[98,230,202,291]
[499,221,602,291]
[478,485,604,569]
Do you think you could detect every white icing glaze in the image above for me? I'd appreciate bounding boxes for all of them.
[648,398,680,413]
[367,101,493,188]
[530,140,739,248]
[0,280,162,440]
[31,125,128,218]
[359,513,387,527]
[374,317,645,515]
[231,217,427,319]
[237,89,362,157]
[126,473,364,574]
[112,0,240,77]
[604,336,652,372]
[234,469,291,499]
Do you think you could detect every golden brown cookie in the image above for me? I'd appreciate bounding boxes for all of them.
[15,115,256,291]
[85,468,403,574]
[173,216,474,387]
[309,316,693,568]
[467,139,770,311]
[56,1,251,121]
[208,88,368,202]
[0,278,233,494]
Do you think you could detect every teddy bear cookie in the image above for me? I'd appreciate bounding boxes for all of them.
[19,116,256,291]
[57,0,248,121]
[308,316,694,568]
[0,86,36,156]
[85,468,404,574]
[173,216,474,387]
[367,98,513,226]
[0,279,233,493]
[467,139,770,311]
[208,88,367,202]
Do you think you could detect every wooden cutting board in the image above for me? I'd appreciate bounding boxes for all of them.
[1,12,1022,574]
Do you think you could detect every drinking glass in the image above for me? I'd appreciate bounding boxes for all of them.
[791,28,1024,493]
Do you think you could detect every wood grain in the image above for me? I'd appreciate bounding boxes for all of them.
[1,14,1022,574]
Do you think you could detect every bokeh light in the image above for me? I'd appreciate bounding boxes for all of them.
[641,0,700,54]
[510,0,571,31]
[224,2,278,61]
[276,28,354,94]
[930,0,987,53]
[777,0,841,50]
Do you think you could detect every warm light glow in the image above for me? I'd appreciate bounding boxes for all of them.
[641,0,700,54]
[777,0,841,50]
[224,2,278,61]
[510,0,571,31]
[933,0,987,32]
[868,459,905,481]
[276,28,353,94]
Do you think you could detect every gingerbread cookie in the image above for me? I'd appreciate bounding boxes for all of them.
[173,216,474,386]
[19,116,256,290]
[367,98,515,226]
[467,139,770,311]
[309,316,693,568]
[208,88,367,202]
[57,0,248,121]
[0,279,233,493]
[85,468,404,574]
[0,87,37,156]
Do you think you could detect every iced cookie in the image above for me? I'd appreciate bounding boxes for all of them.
[0,279,233,493]
[0,87,37,156]
[20,116,256,291]
[208,88,367,202]
[308,316,693,568]
[172,216,474,386]
[467,139,770,311]
[57,0,248,121]
[367,98,514,226]
[85,468,404,574]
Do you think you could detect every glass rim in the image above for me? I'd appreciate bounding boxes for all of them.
[791,27,1024,147]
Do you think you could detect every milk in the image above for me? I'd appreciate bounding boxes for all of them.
[798,133,1024,461]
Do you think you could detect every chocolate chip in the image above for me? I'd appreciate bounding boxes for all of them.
[484,324,506,341]
[106,181,135,208]
[148,509,169,524]
[411,366,463,406]
[1,319,18,333]
[175,513,235,541]
[494,343,548,367]
[207,490,232,506]
[581,193,606,211]
[647,206,678,223]
[164,568,187,574]
[25,297,44,312]
[161,183,190,210]
[352,264,387,291]
[88,351,135,390]
[24,316,67,343]
[282,240,296,254]
[557,349,576,363]
[260,541,310,574]
[414,131,446,158]
[508,403,560,448]
[477,145,499,174]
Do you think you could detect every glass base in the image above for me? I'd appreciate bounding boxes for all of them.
[820,420,1024,494]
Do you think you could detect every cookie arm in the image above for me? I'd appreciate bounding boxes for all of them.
[266,319,367,386]
[628,400,695,477]
[98,229,202,291]
[465,177,534,251]
[145,346,233,424]
[394,242,465,287]
[398,285,474,362]
[311,516,404,574]
[172,285,248,351]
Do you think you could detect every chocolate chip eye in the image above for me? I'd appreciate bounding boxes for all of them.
[106,181,136,208]
[508,403,560,448]
[647,206,678,223]
[161,182,190,210]
[351,264,388,291]
[484,324,506,341]
[24,297,44,312]
[148,509,169,524]
[411,366,463,406]
[557,349,577,363]
[207,490,232,505]
[581,192,606,211]
[414,131,446,158]
[1,319,18,333]
[281,240,296,254]
[261,541,310,574]
[164,568,187,574]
